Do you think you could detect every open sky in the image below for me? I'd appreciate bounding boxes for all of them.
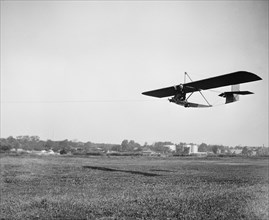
[1,1,268,147]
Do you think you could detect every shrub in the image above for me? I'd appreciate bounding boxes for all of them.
[0,144,12,153]
[59,149,67,155]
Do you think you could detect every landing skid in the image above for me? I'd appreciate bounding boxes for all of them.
[169,98,212,108]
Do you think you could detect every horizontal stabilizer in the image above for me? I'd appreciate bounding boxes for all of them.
[219,91,254,97]
[219,91,253,104]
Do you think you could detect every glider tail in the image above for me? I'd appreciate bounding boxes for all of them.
[219,84,253,104]
[230,84,240,103]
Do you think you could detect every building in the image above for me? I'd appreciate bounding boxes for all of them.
[230,149,242,155]
[184,144,198,154]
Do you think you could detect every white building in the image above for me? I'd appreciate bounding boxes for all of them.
[184,144,198,154]
[230,149,242,154]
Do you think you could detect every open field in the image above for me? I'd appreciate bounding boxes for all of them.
[0,155,268,219]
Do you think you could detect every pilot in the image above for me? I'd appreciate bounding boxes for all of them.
[176,85,186,101]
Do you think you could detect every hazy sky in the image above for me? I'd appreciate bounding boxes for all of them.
[1,1,268,147]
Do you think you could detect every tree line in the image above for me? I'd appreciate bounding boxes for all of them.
[0,135,267,156]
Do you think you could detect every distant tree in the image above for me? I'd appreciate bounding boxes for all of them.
[198,143,208,152]
[120,140,141,152]
[207,145,213,152]
[128,140,141,151]
[16,136,35,150]
[242,146,250,156]
[176,144,184,153]
[111,145,121,152]
[0,138,8,147]
[14,141,20,151]
[45,140,54,150]
[128,140,135,148]
[121,140,129,151]
[212,145,219,154]
[58,140,70,152]
[0,144,12,152]
[183,147,190,155]
[17,135,31,142]
[7,136,16,144]
[7,136,20,150]
[235,145,243,149]
[84,142,93,148]
[30,136,40,142]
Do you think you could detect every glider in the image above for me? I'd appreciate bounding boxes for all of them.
[142,71,262,108]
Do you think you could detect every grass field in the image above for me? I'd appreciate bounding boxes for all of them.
[0,155,268,219]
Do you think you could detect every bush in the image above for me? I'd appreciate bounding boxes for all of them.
[59,149,67,155]
[0,144,12,153]
[86,152,103,156]
[107,152,142,156]
[218,154,237,157]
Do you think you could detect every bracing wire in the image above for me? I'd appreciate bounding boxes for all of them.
[183,72,223,94]
[1,99,164,104]
[2,98,228,108]
[184,72,212,106]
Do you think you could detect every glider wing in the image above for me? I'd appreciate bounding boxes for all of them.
[142,71,261,98]
[183,71,261,93]
[142,86,177,98]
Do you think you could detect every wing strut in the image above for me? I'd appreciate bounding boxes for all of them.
[184,72,211,106]
[186,92,194,101]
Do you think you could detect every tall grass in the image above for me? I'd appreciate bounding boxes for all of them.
[0,155,268,219]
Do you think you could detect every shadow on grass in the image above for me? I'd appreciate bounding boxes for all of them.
[150,169,175,172]
[83,166,161,177]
